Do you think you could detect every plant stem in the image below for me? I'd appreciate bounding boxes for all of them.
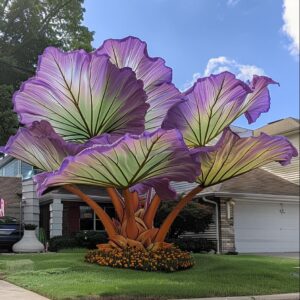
[123,189,139,239]
[106,187,124,221]
[154,185,203,242]
[143,194,161,228]
[64,184,117,238]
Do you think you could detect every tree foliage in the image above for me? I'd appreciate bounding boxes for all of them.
[0,0,94,85]
[0,0,94,145]
[0,84,18,146]
[155,200,214,238]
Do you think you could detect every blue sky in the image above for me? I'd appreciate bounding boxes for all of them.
[83,0,299,129]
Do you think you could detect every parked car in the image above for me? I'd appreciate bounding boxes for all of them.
[0,216,23,251]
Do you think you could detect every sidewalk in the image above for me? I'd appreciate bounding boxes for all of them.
[0,280,50,300]
[175,293,300,300]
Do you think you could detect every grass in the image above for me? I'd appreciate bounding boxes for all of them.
[0,251,298,300]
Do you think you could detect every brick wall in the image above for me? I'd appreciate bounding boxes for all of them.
[0,177,22,219]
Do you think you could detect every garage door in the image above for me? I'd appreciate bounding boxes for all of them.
[234,200,299,253]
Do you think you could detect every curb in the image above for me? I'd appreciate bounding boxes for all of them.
[173,293,300,300]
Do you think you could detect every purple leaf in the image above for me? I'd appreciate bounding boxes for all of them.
[163,72,277,147]
[1,121,78,171]
[13,47,148,142]
[96,36,183,130]
[197,128,298,187]
[35,129,200,198]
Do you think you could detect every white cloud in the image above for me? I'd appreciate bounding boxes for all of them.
[282,0,299,57]
[182,56,265,91]
[227,0,240,6]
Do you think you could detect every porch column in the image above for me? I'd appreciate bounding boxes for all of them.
[49,199,63,238]
[22,179,40,227]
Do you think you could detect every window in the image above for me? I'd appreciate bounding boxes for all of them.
[3,160,19,177]
[80,206,94,230]
[79,204,115,231]
[21,162,33,179]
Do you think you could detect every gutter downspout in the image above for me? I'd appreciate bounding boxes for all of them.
[202,197,220,254]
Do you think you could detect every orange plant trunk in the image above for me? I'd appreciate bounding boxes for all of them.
[143,195,161,228]
[123,189,139,239]
[65,184,203,250]
[106,187,124,221]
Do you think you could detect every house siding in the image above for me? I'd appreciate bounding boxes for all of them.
[254,118,299,185]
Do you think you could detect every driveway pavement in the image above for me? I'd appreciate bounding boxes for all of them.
[244,252,299,259]
[0,280,49,300]
[185,293,300,300]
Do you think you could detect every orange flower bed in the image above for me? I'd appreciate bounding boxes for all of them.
[85,246,194,272]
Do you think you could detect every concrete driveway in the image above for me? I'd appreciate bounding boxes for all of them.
[244,252,299,259]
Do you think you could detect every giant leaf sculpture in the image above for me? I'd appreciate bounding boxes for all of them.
[1,36,297,256]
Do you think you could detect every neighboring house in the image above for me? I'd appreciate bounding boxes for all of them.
[0,118,299,253]
[197,117,299,253]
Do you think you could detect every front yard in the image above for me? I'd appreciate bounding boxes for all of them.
[0,250,298,300]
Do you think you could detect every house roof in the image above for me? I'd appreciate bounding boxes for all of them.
[219,168,299,196]
[254,117,299,136]
[0,155,14,168]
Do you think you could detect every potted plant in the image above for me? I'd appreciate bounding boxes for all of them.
[13,223,44,253]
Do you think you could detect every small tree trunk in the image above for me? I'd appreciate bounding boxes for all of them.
[106,187,124,221]
[123,189,139,239]
[143,195,161,228]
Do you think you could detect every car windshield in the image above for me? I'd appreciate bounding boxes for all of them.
[0,217,18,224]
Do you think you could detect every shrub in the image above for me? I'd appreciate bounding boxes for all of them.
[168,237,216,253]
[38,228,47,246]
[155,201,213,238]
[48,236,78,252]
[85,246,194,272]
[24,224,37,230]
[75,231,108,249]
[48,231,108,251]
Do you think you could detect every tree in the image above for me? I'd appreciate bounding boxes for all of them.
[155,201,213,239]
[0,0,93,86]
[0,0,94,145]
[1,36,297,271]
[0,85,18,147]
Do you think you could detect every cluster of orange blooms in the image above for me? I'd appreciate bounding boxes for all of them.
[85,246,194,272]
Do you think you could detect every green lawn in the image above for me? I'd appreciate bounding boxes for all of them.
[0,250,298,300]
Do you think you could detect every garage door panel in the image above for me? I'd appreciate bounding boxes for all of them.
[234,200,299,253]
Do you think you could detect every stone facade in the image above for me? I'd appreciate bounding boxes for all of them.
[49,199,63,238]
[219,198,235,253]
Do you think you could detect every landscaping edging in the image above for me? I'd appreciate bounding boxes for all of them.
[174,293,300,300]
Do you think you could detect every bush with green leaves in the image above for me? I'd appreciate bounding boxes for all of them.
[168,237,216,253]
[48,231,108,252]
[24,224,37,230]
[155,201,213,239]
[48,236,78,252]
[75,231,108,249]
